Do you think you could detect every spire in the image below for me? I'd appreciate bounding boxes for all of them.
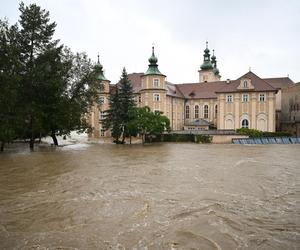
[211,49,220,76]
[145,45,164,76]
[94,54,108,81]
[200,41,213,70]
[211,49,216,64]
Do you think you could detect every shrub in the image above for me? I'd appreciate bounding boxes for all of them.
[236,128,292,138]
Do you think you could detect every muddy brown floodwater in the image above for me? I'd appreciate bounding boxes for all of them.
[0,143,299,249]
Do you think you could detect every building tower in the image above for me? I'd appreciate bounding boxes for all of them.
[140,46,167,114]
[198,42,221,83]
[211,49,221,80]
[89,55,111,138]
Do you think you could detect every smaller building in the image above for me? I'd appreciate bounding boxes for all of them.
[280,83,300,136]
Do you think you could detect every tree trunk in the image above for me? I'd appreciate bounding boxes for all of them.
[0,141,4,152]
[51,130,58,146]
[142,134,145,144]
[29,115,34,150]
[29,137,34,150]
[129,136,132,144]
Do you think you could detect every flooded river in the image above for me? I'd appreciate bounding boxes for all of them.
[0,143,299,249]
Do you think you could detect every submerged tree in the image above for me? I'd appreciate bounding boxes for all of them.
[118,68,136,143]
[128,106,170,144]
[0,20,22,151]
[0,2,100,150]
[18,2,58,149]
[104,68,136,144]
[103,88,123,143]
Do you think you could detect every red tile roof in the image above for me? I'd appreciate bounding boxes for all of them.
[175,81,227,99]
[216,71,276,93]
[263,77,294,89]
[113,71,284,98]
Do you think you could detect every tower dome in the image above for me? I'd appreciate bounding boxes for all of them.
[144,46,165,76]
[200,41,213,70]
[94,54,108,81]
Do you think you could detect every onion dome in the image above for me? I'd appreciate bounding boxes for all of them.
[200,41,213,70]
[211,49,220,76]
[94,54,108,81]
[145,46,165,76]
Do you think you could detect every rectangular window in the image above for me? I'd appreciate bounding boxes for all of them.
[153,78,160,87]
[99,96,105,104]
[99,111,105,120]
[259,93,265,102]
[204,105,209,119]
[227,95,233,102]
[243,94,249,102]
[138,96,142,103]
[153,93,160,102]
[100,129,105,137]
[185,105,190,119]
[194,105,199,119]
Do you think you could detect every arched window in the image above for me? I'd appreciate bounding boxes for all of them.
[185,105,190,119]
[242,119,249,128]
[214,105,218,118]
[243,80,248,88]
[204,105,209,119]
[194,105,199,119]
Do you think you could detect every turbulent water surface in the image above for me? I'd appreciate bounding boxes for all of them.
[0,143,299,249]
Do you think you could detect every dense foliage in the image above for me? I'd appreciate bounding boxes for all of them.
[146,133,212,143]
[0,2,100,150]
[128,106,171,144]
[104,68,136,143]
[236,128,291,138]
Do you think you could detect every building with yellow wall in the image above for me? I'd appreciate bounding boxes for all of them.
[89,44,294,138]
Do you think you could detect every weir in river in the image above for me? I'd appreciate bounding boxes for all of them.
[232,136,300,144]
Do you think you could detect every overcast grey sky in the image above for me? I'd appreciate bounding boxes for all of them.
[1,0,300,84]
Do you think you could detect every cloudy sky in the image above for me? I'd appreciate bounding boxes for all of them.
[1,0,300,84]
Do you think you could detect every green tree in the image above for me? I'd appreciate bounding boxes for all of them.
[18,2,58,149]
[128,106,170,144]
[104,88,123,143]
[0,20,22,151]
[118,68,136,143]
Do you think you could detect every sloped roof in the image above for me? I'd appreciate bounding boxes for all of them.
[166,82,185,98]
[115,71,281,98]
[175,81,227,99]
[216,71,276,93]
[263,77,294,89]
[126,72,144,93]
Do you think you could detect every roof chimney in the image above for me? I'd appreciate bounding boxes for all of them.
[226,79,230,84]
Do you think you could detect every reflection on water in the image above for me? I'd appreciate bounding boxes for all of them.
[0,143,299,249]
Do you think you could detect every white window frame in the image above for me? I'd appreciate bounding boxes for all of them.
[100,129,105,137]
[242,94,249,102]
[99,111,105,120]
[259,93,265,102]
[153,78,160,87]
[194,105,199,119]
[227,95,233,103]
[204,105,209,119]
[153,93,160,102]
[241,119,249,128]
[185,105,190,119]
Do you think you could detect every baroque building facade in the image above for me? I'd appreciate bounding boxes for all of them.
[89,44,294,138]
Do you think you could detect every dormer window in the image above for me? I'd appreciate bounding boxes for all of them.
[153,78,160,87]
[243,80,248,88]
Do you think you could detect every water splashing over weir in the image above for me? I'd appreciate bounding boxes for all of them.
[232,136,300,144]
